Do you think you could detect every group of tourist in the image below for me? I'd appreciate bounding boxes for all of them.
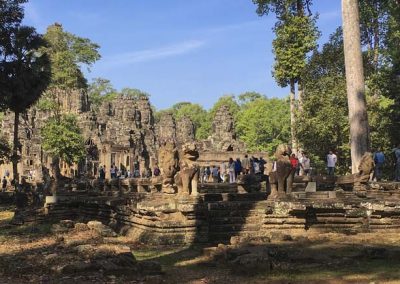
[98,164,161,180]
[200,155,267,184]
[95,143,400,182]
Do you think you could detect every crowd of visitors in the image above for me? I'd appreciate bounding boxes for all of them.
[200,155,267,184]
[94,144,400,182]
[98,163,161,180]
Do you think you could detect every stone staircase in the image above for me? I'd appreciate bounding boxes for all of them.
[201,184,267,244]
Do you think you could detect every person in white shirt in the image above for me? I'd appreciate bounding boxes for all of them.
[299,152,311,176]
[327,150,337,176]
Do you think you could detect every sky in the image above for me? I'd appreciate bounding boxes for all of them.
[22,0,342,110]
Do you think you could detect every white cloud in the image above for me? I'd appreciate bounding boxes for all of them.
[319,10,341,21]
[98,40,206,68]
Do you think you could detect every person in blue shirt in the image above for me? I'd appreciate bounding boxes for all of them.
[373,148,385,181]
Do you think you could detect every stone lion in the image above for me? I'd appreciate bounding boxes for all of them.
[158,141,179,194]
[269,144,294,198]
[174,142,200,196]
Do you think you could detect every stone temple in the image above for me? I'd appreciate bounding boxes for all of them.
[0,89,249,181]
[2,89,400,248]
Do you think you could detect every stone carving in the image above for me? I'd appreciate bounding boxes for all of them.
[211,105,236,151]
[158,142,179,194]
[157,113,176,144]
[269,144,294,198]
[174,142,200,196]
[176,116,195,144]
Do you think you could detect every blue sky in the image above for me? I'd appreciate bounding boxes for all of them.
[23,0,342,110]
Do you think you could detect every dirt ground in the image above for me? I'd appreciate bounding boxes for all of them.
[1,209,400,284]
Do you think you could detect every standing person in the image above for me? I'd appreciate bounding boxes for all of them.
[219,162,226,183]
[373,148,385,181]
[2,177,7,192]
[228,158,236,183]
[259,157,266,175]
[110,164,116,179]
[300,153,311,176]
[242,154,250,174]
[394,144,400,182]
[204,166,211,183]
[234,158,242,178]
[153,165,161,177]
[211,165,219,183]
[290,154,299,176]
[327,150,337,176]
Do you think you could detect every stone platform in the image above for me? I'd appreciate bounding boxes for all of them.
[42,182,400,245]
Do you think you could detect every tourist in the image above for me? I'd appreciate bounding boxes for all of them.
[220,162,226,183]
[373,148,385,181]
[253,157,261,174]
[327,150,337,176]
[228,158,235,183]
[99,166,105,180]
[199,167,205,184]
[153,165,161,177]
[211,166,219,183]
[242,154,250,174]
[2,177,7,192]
[110,164,116,179]
[290,154,299,175]
[204,166,211,183]
[133,168,140,178]
[394,144,400,182]
[299,152,311,176]
[259,157,266,175]
[234,158,242,178]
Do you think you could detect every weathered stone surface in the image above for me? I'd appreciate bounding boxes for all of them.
[87,220,117,237]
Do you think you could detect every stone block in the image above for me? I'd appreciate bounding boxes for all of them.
[305,182,317,192]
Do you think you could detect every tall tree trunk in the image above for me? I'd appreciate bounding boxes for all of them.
[342,0,370,173]
[298,79,304,112]
[50,156,61,194]
[12,111,20,186]
[290,79,297,154]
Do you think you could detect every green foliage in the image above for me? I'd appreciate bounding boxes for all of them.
[120,87,150,99]
[272,14,319,87]
[43,23,100,90]
[0,135,10,162]
[297,31,350,174]
[209,95,240,121]
[41,114,85,166]
[238,91,263,105]
[253,0,313,18]
[88,77,117,110]
[236,96,290,153]
[173,102,211,140]
[0,26,51,113]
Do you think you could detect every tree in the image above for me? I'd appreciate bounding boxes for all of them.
[172,102,210,139]
[238,91,263,105]
[41,114,85,191]
[342,0,370,173]
[253,0,319,152]
[209,95,240,121]
[88,77,117,110]
[38,23,100,115]
[0,21,51,182]
[120,87,150,99]
[236,96,290,153]
[43,23,100,90]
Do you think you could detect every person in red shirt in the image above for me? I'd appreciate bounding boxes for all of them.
[290,153,300,176]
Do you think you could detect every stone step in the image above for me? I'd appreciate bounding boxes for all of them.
[203,193,266,202]
[208,216,263,225]
[199,183,238,194]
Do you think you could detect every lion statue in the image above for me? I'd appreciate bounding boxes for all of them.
[268,144,294,198]
[158,141,179,194]
[174,142,200,196]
